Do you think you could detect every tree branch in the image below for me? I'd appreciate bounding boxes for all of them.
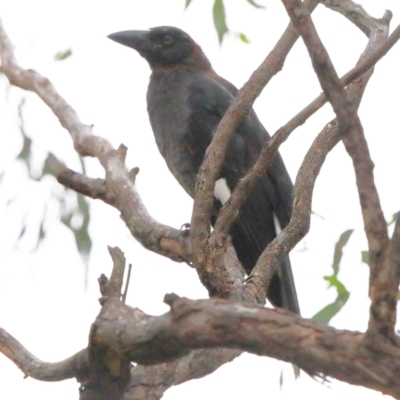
[190,0,320,295]
[0,327,88,381]
[281,0,392,339]
[0,19,190,265]
[98,247,127,300]
[56,168,191,262]
[212,22,400,242]
[4,292,400,399]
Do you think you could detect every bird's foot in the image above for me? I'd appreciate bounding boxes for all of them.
[179,223,193,267]
[180,223,191,237]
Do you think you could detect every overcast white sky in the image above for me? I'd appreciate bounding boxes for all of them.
[1,0,400,399]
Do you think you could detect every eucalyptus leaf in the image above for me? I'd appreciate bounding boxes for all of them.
[35,208,47,250]
[42,153,65,177]
[311,230,352,324]
[246,0,265,9]
[361,250,369,266]
[54,48,72,61]
[311,210,325,221]
[16,99,32,171]
[387,212,398,227]
[213,0,229,44]
[311,290,350,324]
[332,229,353,275]
[239,33,250,43]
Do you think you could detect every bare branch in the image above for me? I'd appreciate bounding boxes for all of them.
[281,0,392,338]
[93,296,400,398]
[0,19,190,265]
[190,0,320,291]
[98,247,126,300]
[5,290,400,399]
[0,20,246,396]
[212,22,400,241]
[122,264,133,304]
[0,327,87,381]
[320,0,389,37]
[244,1,391,299]
[56,168,191,262]
[125,348,241,400]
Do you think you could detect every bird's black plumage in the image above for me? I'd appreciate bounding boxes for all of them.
[108,26,300,314]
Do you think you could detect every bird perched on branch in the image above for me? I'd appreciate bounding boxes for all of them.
[108,26,300,314]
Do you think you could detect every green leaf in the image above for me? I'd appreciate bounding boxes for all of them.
[311,230,352,324]
[213,0,229,44]
[361,250,369,266]
[387,212,398,227]
[246,0,265,8]
[75,193,92,256]
[184,0,193,9]
[332,229,353,275]
[239,33,250,43]
[42,152,65,177]
[17,133,32,164]
[279,369,284,390]
[16,98,33,173]
[54,48,72,61]
[60,192,92,258]
[311,210,325,221]
[35,208,47,250]
[324,275,347,294]
[311,290,350,324]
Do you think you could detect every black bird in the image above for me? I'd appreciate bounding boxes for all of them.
[108,26,300,314]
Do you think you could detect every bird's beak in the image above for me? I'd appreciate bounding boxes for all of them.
[107,30,150,52]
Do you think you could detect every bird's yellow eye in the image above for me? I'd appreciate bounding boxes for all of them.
[163,35,172,44]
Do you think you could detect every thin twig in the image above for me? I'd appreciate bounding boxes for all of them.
[122,263,133,304]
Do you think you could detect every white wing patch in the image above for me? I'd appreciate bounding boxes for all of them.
[214,178,231,204]
[273,213,282,235]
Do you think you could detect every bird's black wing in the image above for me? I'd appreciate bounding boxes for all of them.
[185,75,299,313]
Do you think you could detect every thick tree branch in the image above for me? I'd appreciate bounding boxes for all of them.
[4,293,400,399]
[368,213,400,339]
[40,296,400,397]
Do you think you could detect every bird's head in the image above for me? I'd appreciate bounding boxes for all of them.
[108,26,211,72]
